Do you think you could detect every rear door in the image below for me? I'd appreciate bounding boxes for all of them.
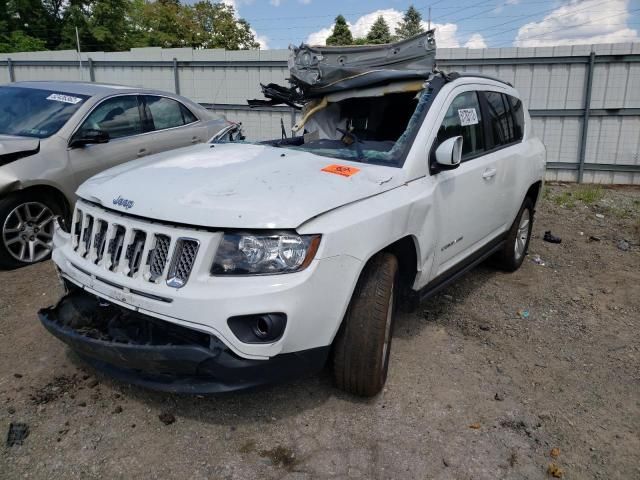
[140,95,208,154]
[477,90,525,225]
[68,94,150,183]
[430,87,505,277]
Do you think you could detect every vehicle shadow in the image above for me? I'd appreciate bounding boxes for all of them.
[393,262,501,340]
[63,262,503,423]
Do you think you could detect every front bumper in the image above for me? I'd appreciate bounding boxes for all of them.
[39,288,329,394]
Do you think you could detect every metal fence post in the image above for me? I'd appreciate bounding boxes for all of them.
[88,57,95,82]
[173,58,180,94]
[7,58,15,82]
[577,50,595,183]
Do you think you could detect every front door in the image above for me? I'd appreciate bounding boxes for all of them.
[430,88,505,278]
[68,94,149,185]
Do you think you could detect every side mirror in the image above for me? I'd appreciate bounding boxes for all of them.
[435,136,463,168]
[69,129,110,148]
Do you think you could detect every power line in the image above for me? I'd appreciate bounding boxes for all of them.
[493,7,640,47]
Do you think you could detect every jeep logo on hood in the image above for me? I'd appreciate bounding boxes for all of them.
[113,196,134,210]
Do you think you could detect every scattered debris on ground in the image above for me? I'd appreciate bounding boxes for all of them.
[0,184,638,479]
[6,422,30,447]
[158,412,176,425]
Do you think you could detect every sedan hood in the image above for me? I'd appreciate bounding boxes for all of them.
[77,143,405,229]
[0,135,41,165]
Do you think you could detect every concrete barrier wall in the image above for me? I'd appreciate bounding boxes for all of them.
[2,43,639,184]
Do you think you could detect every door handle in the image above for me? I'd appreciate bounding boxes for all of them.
[191,136,200,144]
[137,148,148,157]
[482,168,497,179]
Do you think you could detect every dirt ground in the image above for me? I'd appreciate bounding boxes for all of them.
[1,184,639,480]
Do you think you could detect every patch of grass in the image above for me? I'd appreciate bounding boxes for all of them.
[552,191,576,208]
[573,185,605,204]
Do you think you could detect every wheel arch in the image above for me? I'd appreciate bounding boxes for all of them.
[1,184,71,224]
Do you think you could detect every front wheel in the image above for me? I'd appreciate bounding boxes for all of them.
[495,197,534,272]
[333,252,398,397]
[0,193,59,269]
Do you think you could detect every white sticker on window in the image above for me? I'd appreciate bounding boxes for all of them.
[46,93,83,104]
[458,108,478,126]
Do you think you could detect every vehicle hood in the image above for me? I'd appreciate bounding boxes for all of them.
[0,135,41,166]
[77,143,406,229]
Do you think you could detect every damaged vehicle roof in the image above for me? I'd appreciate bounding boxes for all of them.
[249,30,436,107]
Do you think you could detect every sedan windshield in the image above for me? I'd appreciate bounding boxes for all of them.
[0,86,89,138]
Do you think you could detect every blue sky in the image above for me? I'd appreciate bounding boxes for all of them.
[223,0,640,50]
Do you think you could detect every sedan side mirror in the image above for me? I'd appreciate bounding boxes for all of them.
[435,136,463,168]
[69,129,110,148]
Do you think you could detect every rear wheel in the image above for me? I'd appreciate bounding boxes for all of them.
[495,197,534,272]
[333,252,398,397]
[0,193,60,269]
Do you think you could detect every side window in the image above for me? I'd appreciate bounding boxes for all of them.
[508,95,525,141]
[484,91,515,147]
[436,91,484,160]
[78,96,142,139]
[145,96,197,131]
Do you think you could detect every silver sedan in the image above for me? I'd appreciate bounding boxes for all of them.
[0,81,231,268]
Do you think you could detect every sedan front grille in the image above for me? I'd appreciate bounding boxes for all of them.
[70,204,202,288]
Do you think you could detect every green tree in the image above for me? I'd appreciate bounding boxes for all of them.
[89,0,132,51]
[0,30,47,53]
[366,15,391,44]
[395,5,424,40]
[325,14,352,46]
[191,1,259,50]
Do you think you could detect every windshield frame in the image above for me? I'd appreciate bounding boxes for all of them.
[0,86,91,139]
[246,74,447,169]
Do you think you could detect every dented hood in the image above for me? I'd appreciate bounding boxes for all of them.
[77,143,405,229]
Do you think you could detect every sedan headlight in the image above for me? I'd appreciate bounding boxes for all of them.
[211,233,321,275]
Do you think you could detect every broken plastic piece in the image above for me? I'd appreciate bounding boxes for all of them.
[531,254,545,266]
[6,422,29,446]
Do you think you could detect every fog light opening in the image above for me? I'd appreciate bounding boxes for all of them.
[254,316,271,339]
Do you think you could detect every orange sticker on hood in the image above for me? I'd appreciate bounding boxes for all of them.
[321,164,361,177]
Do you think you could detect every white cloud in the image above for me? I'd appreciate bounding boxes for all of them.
[514,0,639,47]
[252,29,270,49]
[306,25,334,45]
[299,0,312,4]
[305,9,479,48]
[269,0,282,6]
[465,33,488,49]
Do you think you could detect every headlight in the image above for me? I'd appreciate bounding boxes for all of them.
[211,233,321,275]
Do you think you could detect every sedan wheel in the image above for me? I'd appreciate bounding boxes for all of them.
[2,201,56,264]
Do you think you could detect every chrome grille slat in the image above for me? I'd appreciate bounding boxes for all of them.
[125,230,146,277]
[68,203,202,288]
[80,214,94,258]
[91,219,108,264]
[72,208,83,250]
[107,225,126,271]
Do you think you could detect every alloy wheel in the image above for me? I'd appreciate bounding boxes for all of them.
[2,201,55,264]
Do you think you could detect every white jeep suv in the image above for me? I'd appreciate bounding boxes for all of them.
[39,36,545,396]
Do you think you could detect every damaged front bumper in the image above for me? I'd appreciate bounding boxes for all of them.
[38,287,329,394]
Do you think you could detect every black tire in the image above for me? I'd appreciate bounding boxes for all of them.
[0,192,62,270]
[495,197,534,272]
[333,252,399,397]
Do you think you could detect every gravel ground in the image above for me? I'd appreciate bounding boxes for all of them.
[1,184,639,480]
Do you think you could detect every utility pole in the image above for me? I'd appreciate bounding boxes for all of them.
[75,26,84,81]
[428,7,431,31]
